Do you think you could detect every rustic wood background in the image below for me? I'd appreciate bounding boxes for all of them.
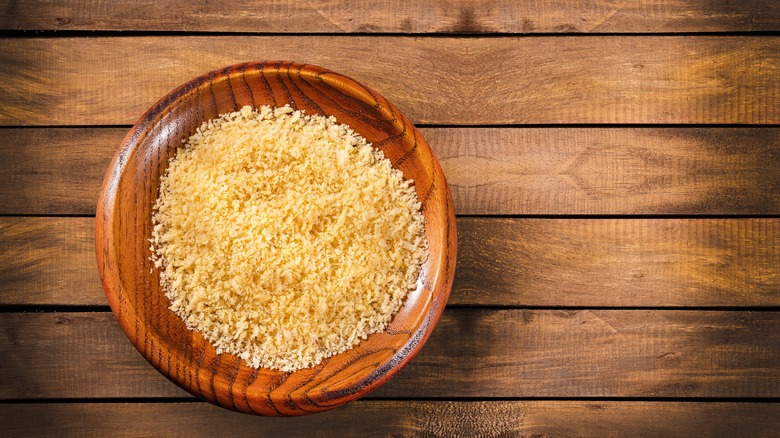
[1,0,779,435]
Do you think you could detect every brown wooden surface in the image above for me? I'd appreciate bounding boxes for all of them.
[0,217,99,306]
[2,402,779,436]
[2,0,779,33]
[2,0,778,433]
[3,127,779,215]
[1,36,778,126]
[2,311,778,399]
[0,128,115,215]
[4,217,780,307]
[455,218,780,307]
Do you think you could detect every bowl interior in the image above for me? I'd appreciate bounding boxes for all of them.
[96,62,456,416]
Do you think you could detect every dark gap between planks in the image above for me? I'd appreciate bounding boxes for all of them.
[2,397,779,404]
[2,30,780,38]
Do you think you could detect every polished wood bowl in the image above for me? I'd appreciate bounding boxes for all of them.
[95,62,456,416]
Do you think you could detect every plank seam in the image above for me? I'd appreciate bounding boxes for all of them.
[1,397,779,404]
[2,30,780,38]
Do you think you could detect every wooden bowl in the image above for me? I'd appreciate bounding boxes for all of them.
[95,62,456,416]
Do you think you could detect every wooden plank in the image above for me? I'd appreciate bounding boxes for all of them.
[455,218,780,307]
[0,313,190,399]
[1,311,778,399]
[0,217,100,306]
[0,37,777,126]
[3,127,780,215]
[2,0,779,33]
[3,217,779,307]
[0,128,115,216]
[437,127,780,215]
[1,402,778,436]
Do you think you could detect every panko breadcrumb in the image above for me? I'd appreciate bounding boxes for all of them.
[151,105,428,372]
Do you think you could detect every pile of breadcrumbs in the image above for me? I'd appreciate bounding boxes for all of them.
[151,105,427,372]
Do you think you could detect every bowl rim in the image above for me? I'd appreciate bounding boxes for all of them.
[95,61,457,415]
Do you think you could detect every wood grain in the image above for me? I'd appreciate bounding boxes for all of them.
[2,311,778,399]
[2,0,778,33]
[0,128,115,216]
[3,217,780,307]
[437,127,780,215]
[1,0,778,430]
[0,218,100,306]
[455,218,780,307]
[2,402,779,437]
[3,127,779,215]
[1,37,777,126]
[0,313,189,399]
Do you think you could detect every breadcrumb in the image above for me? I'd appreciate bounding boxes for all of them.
[151,105,427,372]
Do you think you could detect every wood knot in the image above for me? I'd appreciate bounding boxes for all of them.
[451,8,487,34]
[55,316,73,325]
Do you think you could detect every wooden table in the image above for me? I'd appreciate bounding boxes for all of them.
[1,2,779,435]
